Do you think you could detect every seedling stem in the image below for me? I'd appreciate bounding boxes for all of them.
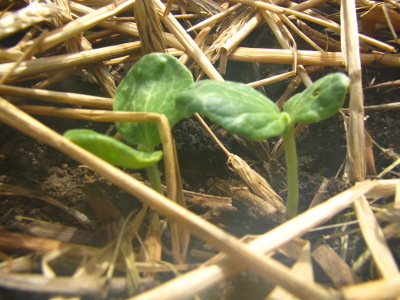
[282,124,299,218]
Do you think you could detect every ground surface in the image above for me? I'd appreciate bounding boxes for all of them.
[0,64,399,299]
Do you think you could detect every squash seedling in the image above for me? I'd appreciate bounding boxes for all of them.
[64,53,194,262]
[64,51,349,221]
[113,52,193,194]
[65,53,193,189]
[175,73,350,218]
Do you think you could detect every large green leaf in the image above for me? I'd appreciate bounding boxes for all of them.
[64,129,162,169]
[176,80,286,140]
[114,53,194,152]
[283,73,350,124]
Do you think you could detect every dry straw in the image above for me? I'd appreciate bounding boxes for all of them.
[0,1,68,40]
[341,0,366,182]
[0,0,399,299]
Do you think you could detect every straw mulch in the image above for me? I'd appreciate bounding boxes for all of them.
[0,0,399,299]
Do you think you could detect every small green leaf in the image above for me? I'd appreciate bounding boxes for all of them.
[114,53,194,151]
[64,129,162,169]
[176,80,286,140]
[283,73,350,124]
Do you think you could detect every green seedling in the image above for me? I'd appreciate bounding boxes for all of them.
[113,52,193,193]
[64,53,194,263]
[176,74,350,218]
[64,52,349,220]
[64,53,193,188]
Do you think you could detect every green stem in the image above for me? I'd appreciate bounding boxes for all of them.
[146,164,163,195]
[282,124,299,218]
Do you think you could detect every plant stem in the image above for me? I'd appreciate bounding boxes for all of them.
[146,164,163,195]
[282,124,299,218]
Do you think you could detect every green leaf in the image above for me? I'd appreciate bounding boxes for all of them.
[114,53,194,151]
[64,129,162,169]
[176,80,286,140]
[283,73,350,124]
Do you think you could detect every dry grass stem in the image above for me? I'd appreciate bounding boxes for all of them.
[205,5,257,66]
[71,2,184,51]
[219,12,263,73]
[0,41,141,80]
[0,229,101,255]
[342,0,366,182]
[227,154,285,214]
[232,0,396,52]
[0,273,129,297]
[179,25,212,65]
[213,177,285,221]
[1,45,397,83]
[0,2,68,40]
[0,29,48,85]
[0,85,113,108]
[258,8,312,86]
[247,70,296,88]
[154,0,224,81]
[78,38,117,97]
[297,19,343,51]
[312,244,357,286]
[0,49,23,62]
[267,239,314,299]
[21,0,136,54]
[135,0,166,54]
[187,3,242,32]
[360,4,400,39]
[163,0,174,16]
[354,196,399,278]
[179,0,225,15]
[290,0,331,11]
[228,47,400,67]
[281,14,324,51]
[377,157,400,178]
[341,276,400,300]
[193,113,230,156]
[49,0,117,97]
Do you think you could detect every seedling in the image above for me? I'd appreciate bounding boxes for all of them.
[176,74,350,218]
[114,53,193,194]
[65,53,193,185]
[64,52,349,220]
[64,53,194,262]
